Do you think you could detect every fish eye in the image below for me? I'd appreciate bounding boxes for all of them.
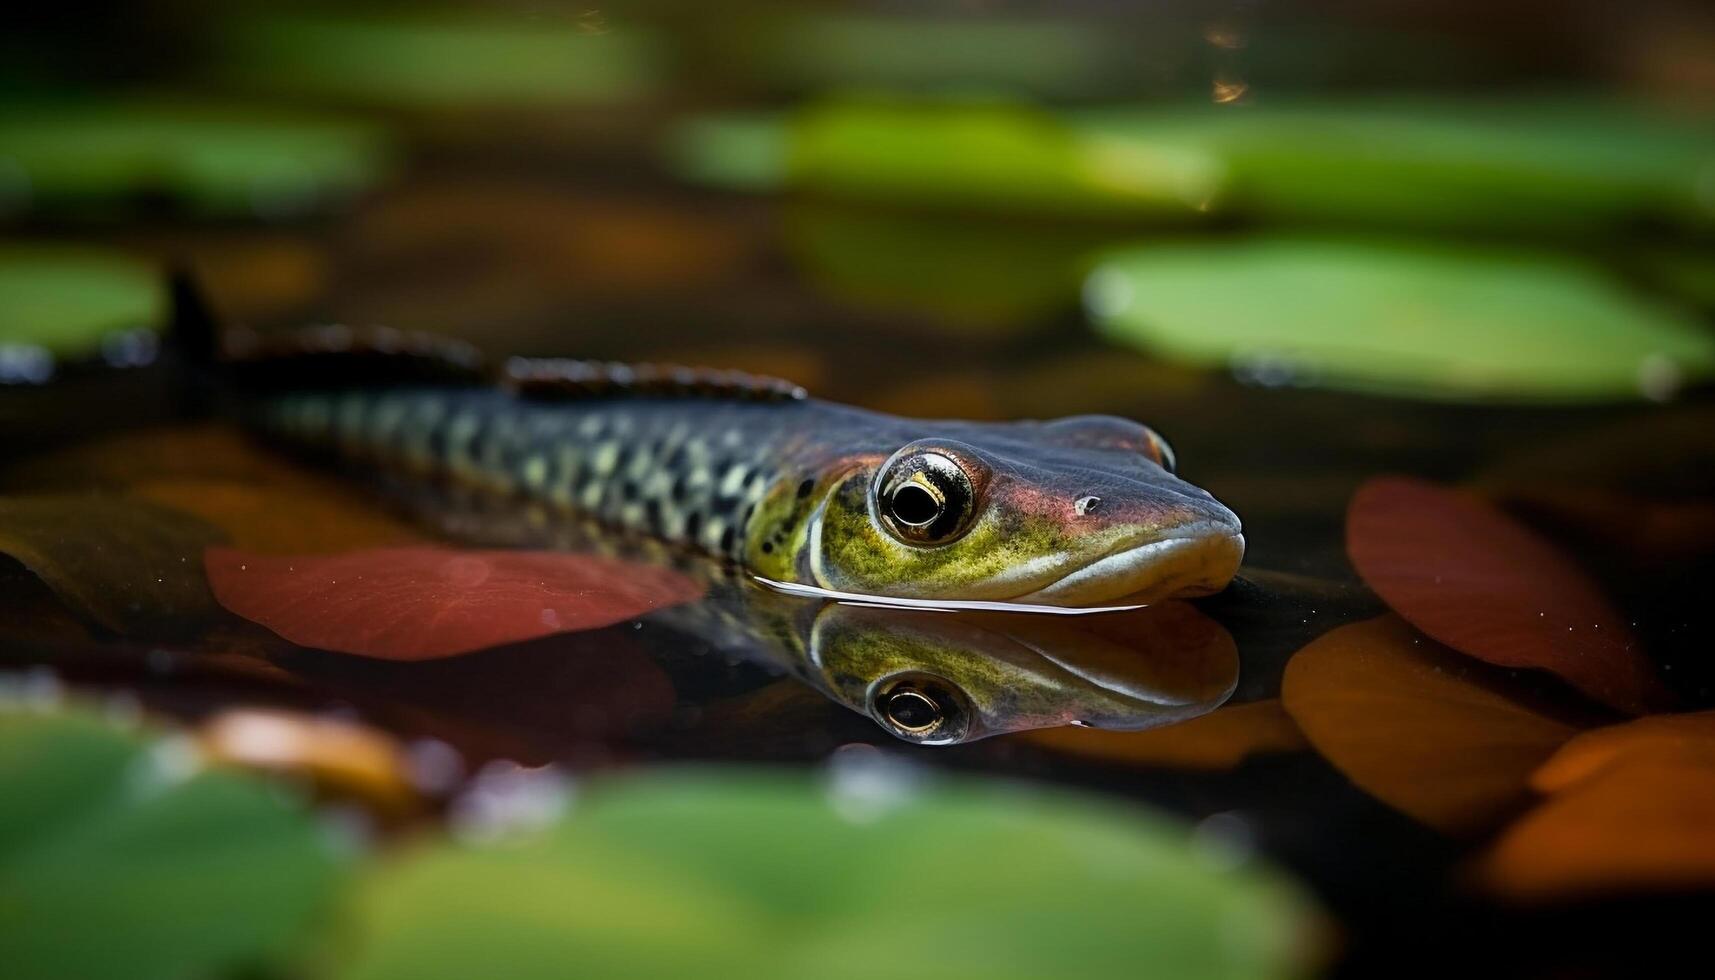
[870,673,972,744]
[882,687,941,733]
[877,450,977,545]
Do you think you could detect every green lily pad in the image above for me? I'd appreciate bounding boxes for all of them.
[670,99,1226,219]
[0,705,347,980]
[219,11,660,108]
[671,98,1715,233]
[0,247,161,362]
[1075,100,1715,233]
[335,768,1323,980]
[728,14,1155,99]
[0,494,226,638]
[1086,238,1715,402]
[0,101,391,217]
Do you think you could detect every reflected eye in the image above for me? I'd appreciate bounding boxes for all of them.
[870,673,972,744]
[881,686,943,734]
[877,451,977,544]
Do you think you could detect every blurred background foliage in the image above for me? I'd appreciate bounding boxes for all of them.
[3,0,1711,401]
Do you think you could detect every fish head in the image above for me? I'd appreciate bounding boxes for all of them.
[801,415,1245,606]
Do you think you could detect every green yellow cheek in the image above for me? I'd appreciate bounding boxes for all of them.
[813,477,1070,597]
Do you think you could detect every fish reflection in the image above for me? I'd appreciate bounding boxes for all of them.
[772,598,1239,745]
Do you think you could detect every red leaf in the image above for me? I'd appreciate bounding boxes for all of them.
[1346,477,1669,715]
[206,546,703,660]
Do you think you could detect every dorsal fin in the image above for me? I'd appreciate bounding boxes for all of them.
[167,266,222,369]
[504,357,809,403]
[220,323,488,389]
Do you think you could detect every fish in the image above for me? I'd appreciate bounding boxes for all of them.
[181,281,1245,608]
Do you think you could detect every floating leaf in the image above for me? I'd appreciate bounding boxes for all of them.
[219,12,660,108]
[1087,238,1715,403]
[1478,721,1715,901]
[205,546,703,660]
[1281,615,1580,835]
[1077,100,1715,233]
[1023,699,1307,769]
[0,247,162,371]
[334,769,1325,980]
[1529,710,1715,794]
[0,100,390,218]
[671,100,1225,218]
[0,495,225,638]
[0,706,346,980]
[673,99,1715,232]
[1346,476,1668,714]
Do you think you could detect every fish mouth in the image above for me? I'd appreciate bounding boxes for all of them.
[1012,524,1246,606]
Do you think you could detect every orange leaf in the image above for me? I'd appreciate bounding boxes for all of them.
[1346,476,1667,714]
[205,546,703,659]
[1022,699,1307,769]
[1478,748,1715,901]
[1282,615,1579,836]
[1530,710,1715,794]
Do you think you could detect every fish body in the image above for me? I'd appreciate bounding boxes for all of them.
[255,364,1244,607]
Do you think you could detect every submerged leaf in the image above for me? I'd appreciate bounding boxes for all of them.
[1087,238,1715,402]
[0,495,225,638]
[4,424,288,490]
[0,706,346,980]
[6,425,426,553]
[205,546,703,659]
[334,769,1325,980]
[1281,616,1580,836]
[135,478,421,554]
[219,11,660,107]
[1023,699,1307,769]
[0,100,390,218]
[1346,476,1668,714]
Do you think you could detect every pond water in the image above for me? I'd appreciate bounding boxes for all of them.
[3,5,1715,979]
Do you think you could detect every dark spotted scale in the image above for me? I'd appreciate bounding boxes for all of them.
[260,384,833,561]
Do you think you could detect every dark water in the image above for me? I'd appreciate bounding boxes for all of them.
[5,5,1715,978]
